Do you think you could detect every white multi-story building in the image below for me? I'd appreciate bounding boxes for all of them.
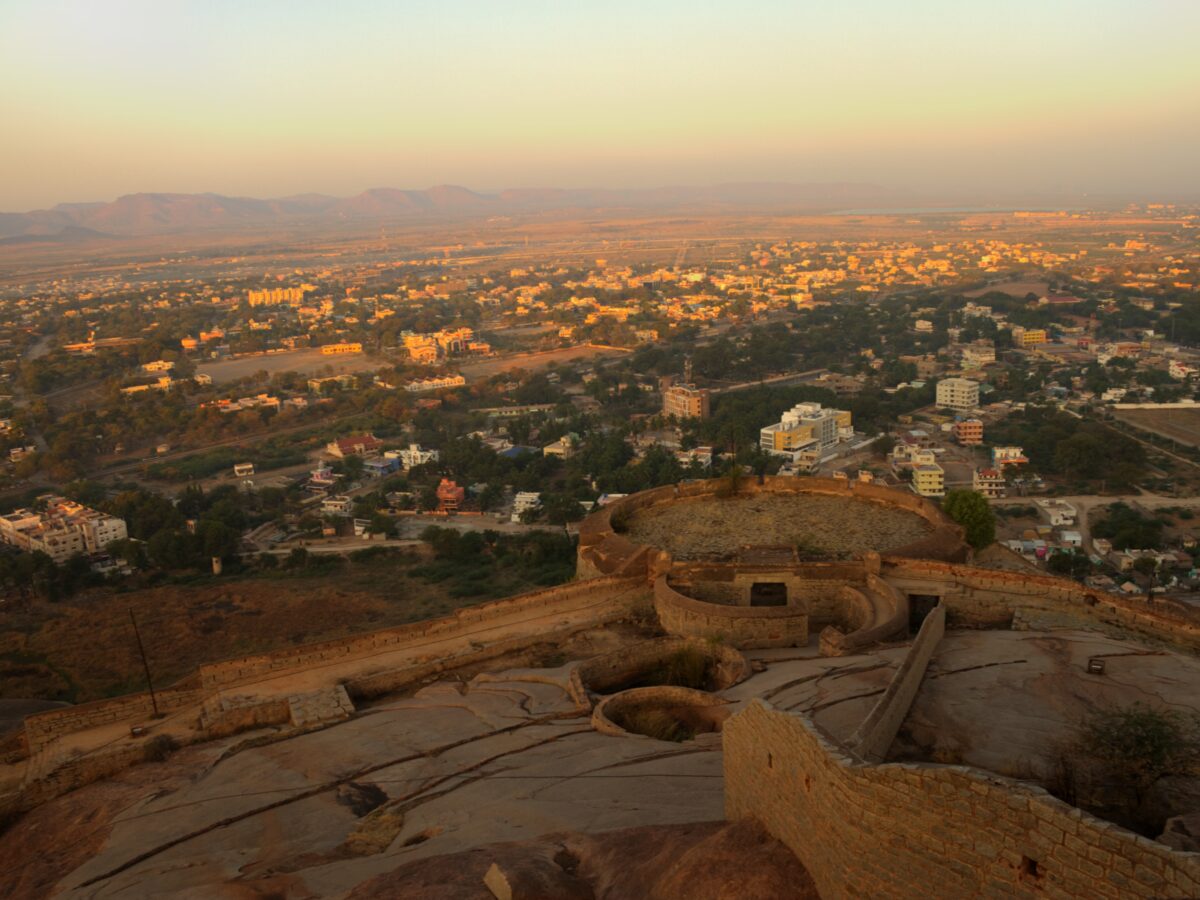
[759,403,846,457]
[936,377,980,412]
[511,492,542,523]
[388,444,440,469]
[404,375,466,393]
[960,342,996,368]
[0,497,128,562]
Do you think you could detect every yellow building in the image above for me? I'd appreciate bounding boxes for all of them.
[912,463,945,498]
[1019,328,1047,346]
[762,422,815,452]
[320,342,362,355]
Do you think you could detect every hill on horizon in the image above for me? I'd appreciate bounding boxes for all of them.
[0,182,905,240]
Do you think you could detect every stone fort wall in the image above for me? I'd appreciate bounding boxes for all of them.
[577,477,970,579]
[20,574,646,757]
[884,558,1200,653]
[725,699,1200,899]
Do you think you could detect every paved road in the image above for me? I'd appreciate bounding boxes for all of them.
[709,368,829,395]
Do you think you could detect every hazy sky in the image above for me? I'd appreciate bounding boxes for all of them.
[1,0,1198,209]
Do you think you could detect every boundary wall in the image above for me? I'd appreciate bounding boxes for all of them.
[20,575,645,757]
[883,558,1200,653]
[578,477,969,578]
[847,603,945,762]
[725,700,1200,899]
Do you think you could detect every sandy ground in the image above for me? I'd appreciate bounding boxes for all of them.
[1114,408,1200,449]
[196,348,385,385]
[459,345,627,379]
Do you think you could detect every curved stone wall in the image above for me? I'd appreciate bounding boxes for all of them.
[654,561,909,653]
[819,574,909,657]
[570,637,749,707]
[654,574,811,649]
[578,477,969,579]
[592,685,731,740]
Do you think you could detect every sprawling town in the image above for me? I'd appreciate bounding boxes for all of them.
[4,201,1200,897]
[1,207,1198,591]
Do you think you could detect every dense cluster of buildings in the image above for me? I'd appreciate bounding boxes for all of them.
[403,328,489,364]
[0,498,127,563]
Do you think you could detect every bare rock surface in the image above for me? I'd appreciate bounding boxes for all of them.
[0,643,900,897]
[346,821,818,900]
[894,629,1200,778]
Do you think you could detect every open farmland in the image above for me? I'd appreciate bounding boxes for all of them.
[459,344,628,378]
[196,347,385,384]
[1114,407,1200,449]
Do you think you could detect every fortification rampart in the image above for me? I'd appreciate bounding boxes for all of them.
[577,477,970,580]
[195,574,642,689]
[882,558,1200,653]
[819,573,909,656]
[653,574,811,648]
[725,700,1200,899]
[19,575,646,764]
[23,687,203,754]
[847,603,945,762]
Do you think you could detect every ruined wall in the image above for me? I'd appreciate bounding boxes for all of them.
[725,700,1200,899]
[17,743,152,811]
[818,574,909,657]
[21,575,645,756]
[884,558,1200,653]
[570,636,750,705]
[847,603,945,762]
[654,575,809,648]
[196,575,644,689]
[592,685,729,738]
[23,687,202,754]
[576,478,970,579]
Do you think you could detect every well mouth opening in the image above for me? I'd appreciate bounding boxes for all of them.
[575,639,749,696]
[607,699,728,742]
[593,686,731,743]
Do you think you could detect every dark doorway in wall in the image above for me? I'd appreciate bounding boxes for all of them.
[909,594,940,631]
[750,582,788,607]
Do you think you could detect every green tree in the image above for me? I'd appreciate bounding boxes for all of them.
[1077,703,1200,807]
[942,490,996,550]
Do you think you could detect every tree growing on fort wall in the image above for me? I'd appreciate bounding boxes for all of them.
[1055,703,1200,836]
[941,489,995,550]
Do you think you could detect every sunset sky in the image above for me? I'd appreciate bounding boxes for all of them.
[1,0,1197,209]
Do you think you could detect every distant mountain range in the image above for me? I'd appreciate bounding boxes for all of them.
[0,182,906,240]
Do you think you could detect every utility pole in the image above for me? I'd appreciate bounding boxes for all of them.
[129,607,160,717]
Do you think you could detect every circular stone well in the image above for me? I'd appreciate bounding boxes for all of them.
[572,637,749,700]
[592,686,731,743]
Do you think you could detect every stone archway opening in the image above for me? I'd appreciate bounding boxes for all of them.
[750,582,789,607]
[908,594,940,632]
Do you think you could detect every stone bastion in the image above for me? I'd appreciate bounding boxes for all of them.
[577,476,967,651]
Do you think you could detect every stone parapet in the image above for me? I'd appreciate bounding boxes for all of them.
[725,699,1200,899]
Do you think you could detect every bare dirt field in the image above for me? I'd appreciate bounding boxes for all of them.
[963,280,1050,299]
[196,348,385,385]
[460,344,628,378]
[624,493,932,560]
[0,556,542,705]
[1114,407,1200,449]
